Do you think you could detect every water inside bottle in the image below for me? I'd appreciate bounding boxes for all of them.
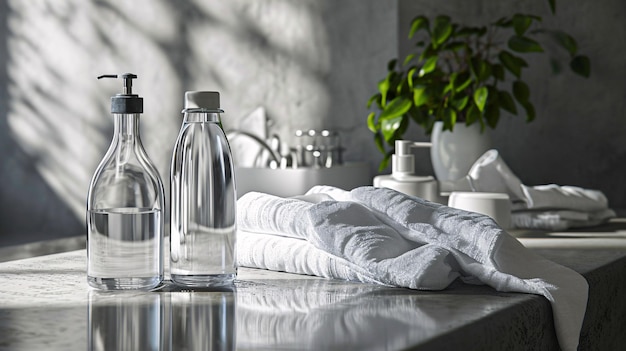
[170,225,236,285]
[87,207,162,290]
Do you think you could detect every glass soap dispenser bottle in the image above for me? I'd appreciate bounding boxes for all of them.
[87,73,165,290]
[170,91,237,287]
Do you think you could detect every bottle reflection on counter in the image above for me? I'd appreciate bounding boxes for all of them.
[88,292,162,351]
[168,289,236,351]
[88,288,236,351]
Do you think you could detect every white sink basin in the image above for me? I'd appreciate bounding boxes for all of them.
[235,163,371,198]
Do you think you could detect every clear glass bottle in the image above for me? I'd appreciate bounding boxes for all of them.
[170,91,237,287]
[87,73,165,290]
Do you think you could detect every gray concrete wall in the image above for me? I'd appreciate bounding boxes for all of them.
[2,0,624,246]
[0,0,396,245]
[399,0,626,209]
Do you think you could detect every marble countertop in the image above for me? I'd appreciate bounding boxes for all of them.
[1,221,626,350]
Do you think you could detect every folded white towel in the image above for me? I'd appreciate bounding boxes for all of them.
[238,191,458,290]
[468,150,614,229]
[237,186,588,351]
[512,208,617,231]
[520,184,609,212]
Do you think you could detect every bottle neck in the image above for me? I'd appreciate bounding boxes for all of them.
[113,114,141,140]
[183,112,221,123]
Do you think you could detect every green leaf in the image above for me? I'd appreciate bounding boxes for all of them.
[379,97,412,121]
[521,101,536,122]
[409,16,429,39]
[403,54,416,66]
[484,104,501,129]
[432,15,453,48]
[443,41,466,52]
[419,56,438,76]
[413,86,429,106]
[377,78,390,107]
[512,14,533,36]
[498,90,517,114]
[550,30,578,57]
[550,58,562,74]
[465,103,480,125]
[450,95,469,111]
[498,51,528,78]
[407,67,418,89]
[381,115,404,142]
[418,44,437,62]
[570,55,591,78]
[396,112,410,138]
[408,106,427,125]
[379,150,393,171]
[494,17,513,28]
[443,108,457,131]
[443,73,456,94]
[471,57,492,82]
[513,80,530,104]
[508,36,543,53]
[367,112,378,133]
[374,133,385,154]
[367,94,380,109]
[396,77,410,95]
[387,59,398,71]
[473,86,489,112]
[454,72,472,92]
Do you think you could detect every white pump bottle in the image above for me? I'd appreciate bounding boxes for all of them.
[373,140,439,202]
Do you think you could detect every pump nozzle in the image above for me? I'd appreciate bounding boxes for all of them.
[98,73,143,114]
[97,73,137,95]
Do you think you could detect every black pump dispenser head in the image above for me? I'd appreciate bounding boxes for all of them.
[97,73,143,114]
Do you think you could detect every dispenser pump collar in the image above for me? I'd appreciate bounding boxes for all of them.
[98,73,143,114]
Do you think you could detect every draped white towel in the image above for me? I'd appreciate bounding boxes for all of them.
[236,186,588,351]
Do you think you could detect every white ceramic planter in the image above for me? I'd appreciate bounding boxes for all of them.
[430,121,491,182]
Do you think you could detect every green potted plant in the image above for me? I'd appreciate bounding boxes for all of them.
[367,2,590,173]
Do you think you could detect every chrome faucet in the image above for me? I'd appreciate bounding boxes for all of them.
[226,130,285,168]
[227,129,343,169]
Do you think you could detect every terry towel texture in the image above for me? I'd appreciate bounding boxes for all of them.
[237,186,588,351]
[468,149,615,230]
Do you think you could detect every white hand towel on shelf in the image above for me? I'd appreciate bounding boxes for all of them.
[520,184,609,212]
[237,186,588,351]
[467,149,615,229]
[512,208,617,231]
